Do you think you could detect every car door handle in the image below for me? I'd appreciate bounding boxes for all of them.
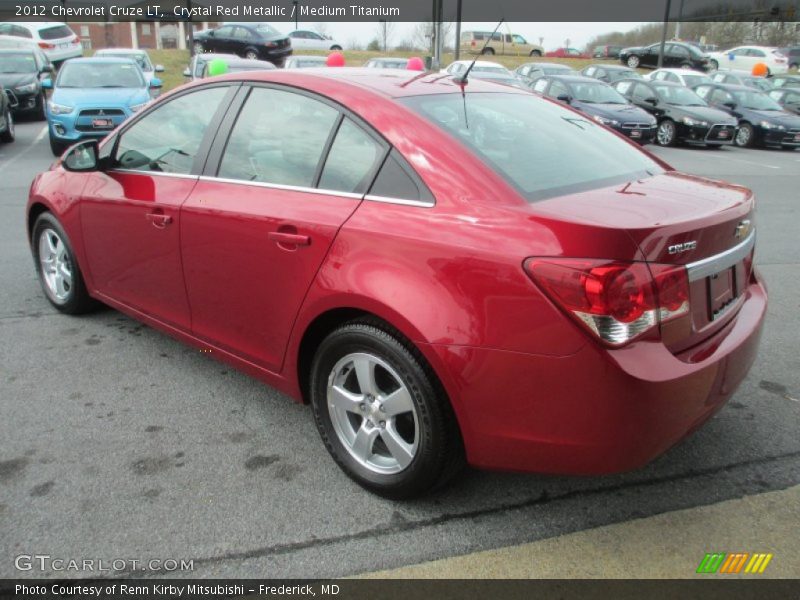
[268,231,311,247]
[145,212,173,229]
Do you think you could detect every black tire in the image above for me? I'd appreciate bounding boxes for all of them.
[244,48,259,60]
[656,119,678,147]
[529,49,541,57]
[735,123,755,148]
[627,55,640,68]
[31,212,97,315]
[310,320,464,499]
[192,42,204,54]
[680,62,692,69]
[481,47,495,56]
[0,108,14,143]
[330,45,342,51]
[49,133,66,156]
[709,59,719,70]
[36,93,47,121]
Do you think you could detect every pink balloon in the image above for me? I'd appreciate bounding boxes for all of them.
[326,52,345,67]
[407,56,425,71]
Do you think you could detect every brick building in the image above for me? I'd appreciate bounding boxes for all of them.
[72,21,220,51]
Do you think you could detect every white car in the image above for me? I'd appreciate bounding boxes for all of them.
[0,22,81,63]
[707,46,789,75]
[647,68,713,88]
[442,59,512,77]
[94,48,164,84]
[287,30,342,51]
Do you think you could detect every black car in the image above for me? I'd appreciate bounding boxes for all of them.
[193,23,292,67]
[779,47,799,71]
[612,78,737,147]
[769,74,800,89]
[0,84,15,143]
[0,48,53,119]
[580,64,642,83]
[620,42,711,71]
[532,75,657,144]
[710,71,773,93]
[514,62,575,86]
[768,87,800,116]
[593,45,623,59]
[694,82,800,149]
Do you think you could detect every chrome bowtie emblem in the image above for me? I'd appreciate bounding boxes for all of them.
[735,219,751,239]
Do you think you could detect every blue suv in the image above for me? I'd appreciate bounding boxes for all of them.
[44,57,157,155]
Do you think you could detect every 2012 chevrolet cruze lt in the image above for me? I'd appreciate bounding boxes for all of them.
[26,69,767,498]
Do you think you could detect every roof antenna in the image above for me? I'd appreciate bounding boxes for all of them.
[452,18,504,87]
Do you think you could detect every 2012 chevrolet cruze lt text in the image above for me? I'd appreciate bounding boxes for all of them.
[26,69,767,498]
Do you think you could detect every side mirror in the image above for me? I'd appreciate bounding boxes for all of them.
[41,78,53,89]
[62,140,99,172]
[644,96,658,106]
[723,101,737,110]
[556,93,572,104]
[149,77,163,88]
[182,67,191,78]
[154,64,165,73]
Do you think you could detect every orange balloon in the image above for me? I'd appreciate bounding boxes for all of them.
[407,56,425,71]
[326,51,345,67]
[752,62,768,77]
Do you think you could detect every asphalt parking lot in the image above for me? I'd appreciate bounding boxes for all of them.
[0,120,798,579]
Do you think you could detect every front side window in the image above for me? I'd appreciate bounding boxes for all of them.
[216,26,234,37]
[570,82,627,104]
[512,35,526,44]
[115,86,228,174]
[401,92,663,202]
[218,87,339,187]
[654,85,706,106]
[732,90,782,111]
[710,89,734,105]
[695,86,711,99]
[533,79,549,93]
[614,80,634,95]
[632,83,654,102]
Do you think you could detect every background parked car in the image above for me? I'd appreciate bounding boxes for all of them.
[183,53,238,81]
[707,46,788,75]
[544,47,590,59]
[284,55,328,69]
[287,30,342,51]
[769,74,800,89]
[0,22,81,64]
[193,23,291,67]
[516,62,576,85]
[0,83,15,143]
[620,42,711,71]
[459,30,543,56]
[710,71,773,92]
[443,60,527,88]
[364,57,411,69]
[201,57,276,77]
[694,82,800,149]
[648,68,713,87]
[779,47,799,71]
[593,45,622,59]
[0,47,53,119]
[613,78,737,146]
[44,57,156,155]
[581,64,642,83]
[532,74,657,143]
[94,48,164,85]
[768,87,800,115]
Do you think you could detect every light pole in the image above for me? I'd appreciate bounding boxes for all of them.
[658,0,672,69]
[674,0,685,40]
[454,0,462,60]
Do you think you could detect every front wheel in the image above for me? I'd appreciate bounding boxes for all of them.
[310,321,463,499]
[481,47,495,56]
[32,213,97,314]
[0,109,14,143]
[244,49,259,60]
[192,42,204,54]
[49,133,66,156]
[627,55,640,68]
[735,123,755,147]
[330,45,342,51]
[36,93,47,121]
[656,119,678,146]
[529,49,541,57]
[709,59,719,70]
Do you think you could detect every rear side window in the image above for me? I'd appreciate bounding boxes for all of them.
[401,92,662,202]
[318,119,384,194]
[218,87,339,187]
[369,150,434,204]
[39,25,73,40]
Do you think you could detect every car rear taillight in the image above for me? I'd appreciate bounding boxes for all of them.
[524,259,690,346]
[38,42,55,50]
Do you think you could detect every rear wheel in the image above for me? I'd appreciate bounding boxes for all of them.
[310,320,463,499]
[529,49,541,57]
[32,213,97,314]
[244,49,259,60]
[0,109,14,143]
[656,119,677,146]
[330,45,342,51]
[735,123,755,147]
[627,55,640,68]
[680,62,692,69]
[481,47,495,56]
[192,42,204,54]
[709,59,719,70]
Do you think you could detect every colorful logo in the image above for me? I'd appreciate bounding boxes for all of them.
[696,552,773,574]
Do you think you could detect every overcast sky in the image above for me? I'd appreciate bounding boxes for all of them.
[295,22,646,49]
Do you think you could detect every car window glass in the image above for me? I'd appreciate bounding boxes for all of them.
[369,150,432,202]
[667,73,680,83]
[584,67,595,76]
[695,86,711,99]
[115,86,228,174]
[319,118,383,194]
[632,83,652,101]
[513,35,526,44]
[233,27,252,40]
[546,81,569,99]
[492,32,502,41]
[194,57,205,78]
[218,87,339,187]
[504,34,512,43]
[672,45,690,57]
[615,81,633,95]
[216,26,234,37]
[533,79,549,93]
[785,92,800,104]
[710,89,732,104]
[748,49,766,57]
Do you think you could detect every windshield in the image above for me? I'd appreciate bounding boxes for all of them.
[102,53,152,71]
[56,62,145,88]
[733,90,783,111]
[544,65,573,73]
[292,58,326,67]
[0,53,36,73]
[681,74,710,87]
[472,66,511,75]
[401,92,662,202]
[655,85,706,106]
[255,24,281,37]
[571,82,628,104]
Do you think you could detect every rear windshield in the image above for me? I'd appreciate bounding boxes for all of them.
[254,24,281,38]
[57,61,145,88]
[39,25,73,40]
[401,92,662,202]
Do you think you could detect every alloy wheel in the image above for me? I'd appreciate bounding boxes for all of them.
[245,50,258,60]
[735,126,751,147]
[326,352,419,474]
[657,121,675,145]
[627,56,640,68]
[38,228,73,303]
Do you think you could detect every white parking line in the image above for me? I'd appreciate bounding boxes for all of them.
[0,125,48,174]
[695,152,780,169]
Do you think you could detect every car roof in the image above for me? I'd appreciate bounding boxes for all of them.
[709,83,755,92]
[289,55,326,60]
[369,57,409,62]
[548,75,604,84]
[8,22,70,30]
[63,57,138,65]
[449,60,505,68]
[209,68,529,99]
[594,64,636,70]
[96,48,146,54]
[653,68,707,74]
[225,58,274,67]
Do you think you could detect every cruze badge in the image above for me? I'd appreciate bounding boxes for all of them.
[668,241,697,255]
[735,220,752,239]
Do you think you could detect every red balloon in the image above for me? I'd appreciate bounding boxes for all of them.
[407,56,425,71]
[326,52,345,67]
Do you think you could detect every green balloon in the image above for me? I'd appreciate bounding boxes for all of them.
[207,58,229,77]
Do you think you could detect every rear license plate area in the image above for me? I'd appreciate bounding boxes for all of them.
[707,266,737,321]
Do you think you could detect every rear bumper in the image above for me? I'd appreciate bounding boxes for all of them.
[426,268,767,475]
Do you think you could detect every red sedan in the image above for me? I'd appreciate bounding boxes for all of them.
[545,47,591,59]
[26,69,766,498]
